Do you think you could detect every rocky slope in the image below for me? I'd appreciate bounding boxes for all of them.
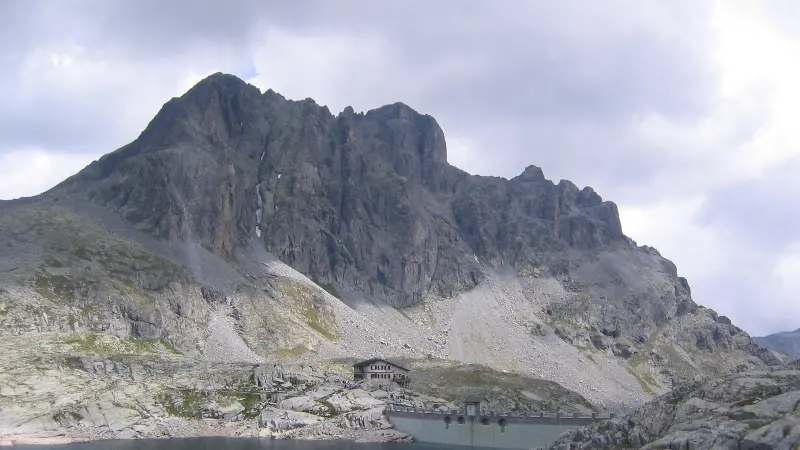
[549,362,800,449]
[0,72,783,441]
[0,332,592,444]
[756,329,800,361]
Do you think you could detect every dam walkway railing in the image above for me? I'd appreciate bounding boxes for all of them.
[384,403,612,426]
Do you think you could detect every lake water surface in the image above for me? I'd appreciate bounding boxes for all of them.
[14,438,492,450]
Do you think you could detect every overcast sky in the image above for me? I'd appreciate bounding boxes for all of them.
[1,1,797,336]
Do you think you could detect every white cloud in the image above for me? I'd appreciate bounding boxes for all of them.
[616,0,798,195]
[604,1,800,335]
[444,137,483,176]
[0,148,90,200]
[773,243,800,291]
[711,0,800,176]
[745,243,800,334]
[618,196,729,282]
[0,34,256,198]
[248,27,394,115]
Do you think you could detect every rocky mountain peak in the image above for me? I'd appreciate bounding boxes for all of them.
[358,101,449,165]
[184,71,257,98]
[0,72,785,440]
[47,73,652,307]
[37,73,773,373]
[514,165,547,182]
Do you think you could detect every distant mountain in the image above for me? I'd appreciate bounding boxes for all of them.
[755,328,800,360]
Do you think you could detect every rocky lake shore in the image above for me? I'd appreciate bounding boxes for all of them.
[0,333,427,445]
[1,332,596,446]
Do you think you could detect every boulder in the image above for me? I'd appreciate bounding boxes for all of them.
[278,396,329,415]
[327,389,384,413]
[353,429,414,443]
[740,417,800,450]
[260,407,321,431]
[204,400,244,420]
[339,407,389,429]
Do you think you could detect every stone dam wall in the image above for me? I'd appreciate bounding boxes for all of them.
[385,405,610,450]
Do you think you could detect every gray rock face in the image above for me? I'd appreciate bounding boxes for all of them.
[549,368,800,450]
[756,328,800,361]
[2,72,772,393]
[54,73,625,308]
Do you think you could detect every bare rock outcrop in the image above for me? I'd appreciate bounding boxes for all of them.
[549,368,800,450]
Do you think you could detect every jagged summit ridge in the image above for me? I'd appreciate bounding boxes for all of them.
[515,164,547,182]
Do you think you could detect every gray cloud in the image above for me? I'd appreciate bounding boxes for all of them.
[249,1,726,190]
[0,0,258,153]
[0,1,796,335]
[0,0,722,176]
[692,264,793,337]
[697,161,800,252]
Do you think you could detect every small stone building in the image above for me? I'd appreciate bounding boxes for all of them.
[464,395,490,416]
[353,358,410,387]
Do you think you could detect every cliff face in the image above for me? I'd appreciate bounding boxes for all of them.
[0,73,783,416]
[57,72,626,308]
